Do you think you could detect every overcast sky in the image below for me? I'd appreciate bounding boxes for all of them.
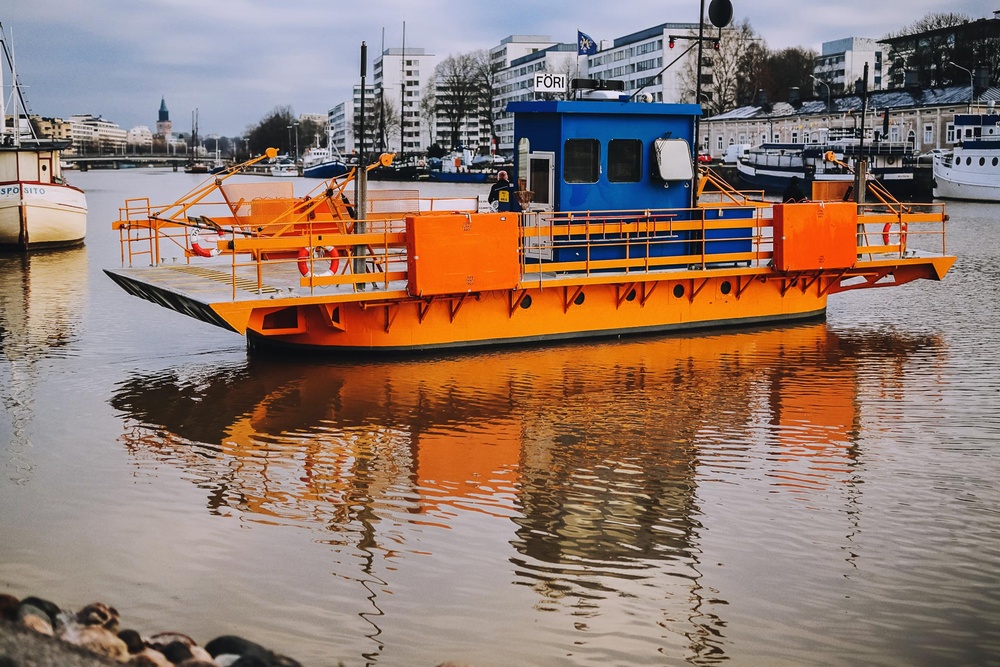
[2,0,994,137]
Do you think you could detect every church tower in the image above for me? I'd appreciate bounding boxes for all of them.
[155,97,172,138]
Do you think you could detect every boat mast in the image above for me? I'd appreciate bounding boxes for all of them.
[400,21,405,158]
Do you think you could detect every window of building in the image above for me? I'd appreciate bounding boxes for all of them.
[923,124,934,145]
[607,139,642,182]
[564,139,600,183]
[946,123,955,143]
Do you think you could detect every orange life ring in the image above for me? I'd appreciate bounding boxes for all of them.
[190,229,222,257]
[882,221,908,248]
[297,246,340,277]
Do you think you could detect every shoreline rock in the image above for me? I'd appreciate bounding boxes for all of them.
[0,593,303,667]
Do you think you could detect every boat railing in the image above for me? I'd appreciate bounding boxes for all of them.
[113,199,949,301]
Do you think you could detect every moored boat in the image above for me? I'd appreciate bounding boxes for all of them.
[302,145,348,180]
[105,83,954,355]
[737,135,921,199]
[0,26,87,251]
[269,157,298,177]
[933,110,1000,202]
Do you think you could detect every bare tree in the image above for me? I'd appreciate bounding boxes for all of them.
[680,18,764,115]
[430,52,486,150]
[883,12,977,88]
[470,50,496,150]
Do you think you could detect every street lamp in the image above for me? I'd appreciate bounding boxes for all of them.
[810,75,831,114]
[948,61,974,113]
[287,122,300,160]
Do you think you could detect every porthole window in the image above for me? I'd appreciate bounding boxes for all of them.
[574,291,585,306]
[720,280,732,295]
[520,294,532,309]
[993,158,999,167]
[980,157,987,167]
[673,284,685,298]
[625,289,637,302]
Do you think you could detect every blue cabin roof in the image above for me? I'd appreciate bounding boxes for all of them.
[509,99,702,212]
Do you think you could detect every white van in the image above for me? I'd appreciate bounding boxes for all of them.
[724,144,751,164]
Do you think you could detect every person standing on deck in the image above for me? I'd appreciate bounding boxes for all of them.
[488,170,522,212]
[782,175,807,203]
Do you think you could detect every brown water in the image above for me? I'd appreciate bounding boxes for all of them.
[2,169,999,666]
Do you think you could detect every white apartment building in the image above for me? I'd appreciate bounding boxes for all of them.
[68,114,127,153]
[813,37,884,95]
[328,102,349,155]
[493,42,578,156]
[126,125,153,151]
[373,47,437,154]
[583,23,700,101]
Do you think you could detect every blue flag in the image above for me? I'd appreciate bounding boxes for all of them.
[578,30,597,56]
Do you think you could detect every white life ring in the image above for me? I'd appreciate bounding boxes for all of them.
[190,228,223,257]
[297,246,340,277]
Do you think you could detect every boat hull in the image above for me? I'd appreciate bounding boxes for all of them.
[0,181,88,250]
[106,265,830,354]
[933,151,1000,202]
[302,161,349,179]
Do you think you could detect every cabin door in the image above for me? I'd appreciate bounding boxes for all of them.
[526,151,554,212]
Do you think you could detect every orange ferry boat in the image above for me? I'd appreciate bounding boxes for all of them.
[106,86,954,354]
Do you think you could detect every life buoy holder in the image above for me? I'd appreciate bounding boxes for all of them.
[190,228,223,257]
[298,246,340,277]
[886,156,896,166]
[882,221,908,249]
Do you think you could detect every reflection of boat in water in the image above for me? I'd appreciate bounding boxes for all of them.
[0,26,87,251]
[933,110,1000,202]
[110,322,942,648]
[105,80,954,354]
[0,247,88,481]
[110,323,942,523]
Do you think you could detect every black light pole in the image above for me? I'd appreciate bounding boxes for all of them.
[692,0,734,204]
[355,42,368,283]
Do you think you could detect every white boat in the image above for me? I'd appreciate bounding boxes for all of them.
[933,110,1000,202]
[269,157,298,177]
[0,26,87,251]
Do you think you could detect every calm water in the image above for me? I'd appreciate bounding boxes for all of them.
[2,169,999,666]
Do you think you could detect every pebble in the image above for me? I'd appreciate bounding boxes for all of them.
[0,592,302,666]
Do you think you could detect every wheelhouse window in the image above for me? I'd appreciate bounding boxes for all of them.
[564,139,600,183]
[607,139,641,183]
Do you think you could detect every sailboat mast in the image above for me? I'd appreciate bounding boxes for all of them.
[400,21,405,157]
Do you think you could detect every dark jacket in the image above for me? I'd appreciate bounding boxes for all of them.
[488,179,522,212]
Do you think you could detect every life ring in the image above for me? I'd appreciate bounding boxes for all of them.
[297,246,340,277]
[886,156,896,166]
[190,228,222,257]
[882,221,908,248]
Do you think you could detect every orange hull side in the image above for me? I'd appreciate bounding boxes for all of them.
[244,274,829,352]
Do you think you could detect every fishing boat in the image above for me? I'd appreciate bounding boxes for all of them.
[932,110,1000,202]
[105,83,954,355]
[302,145,348,179]
[0,25,87,251]
[736,134,921,199]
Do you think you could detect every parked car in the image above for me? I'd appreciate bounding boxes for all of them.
[917,148,951,164]
[697,153,713,164]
